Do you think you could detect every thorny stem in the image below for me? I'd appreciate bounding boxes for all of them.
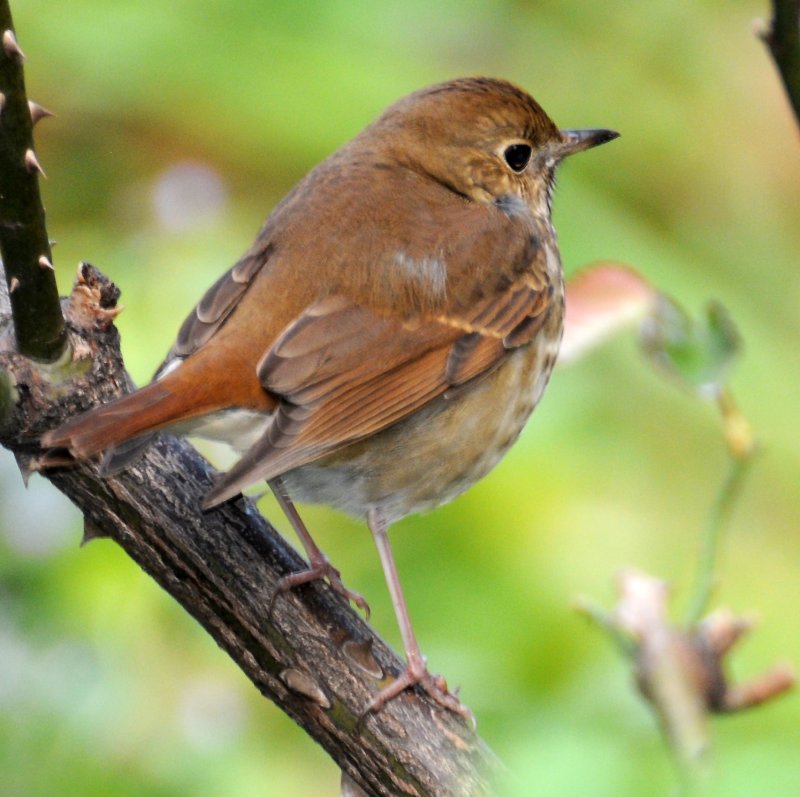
[0,0,66,360]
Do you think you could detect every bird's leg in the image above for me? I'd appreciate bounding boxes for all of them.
[269,477,370,616]
[365,508,472,721]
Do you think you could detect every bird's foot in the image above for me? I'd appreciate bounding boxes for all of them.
[364,655,474,725]
[270,556,371,618]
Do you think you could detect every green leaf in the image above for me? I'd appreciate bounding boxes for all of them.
[640,296,742,398]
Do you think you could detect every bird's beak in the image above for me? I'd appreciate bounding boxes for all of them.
[557,128,619,158]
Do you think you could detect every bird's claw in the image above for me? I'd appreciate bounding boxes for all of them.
[269,559,370,618]
[362,661,475,727]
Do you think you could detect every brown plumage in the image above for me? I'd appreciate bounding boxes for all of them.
[43,77,617,715]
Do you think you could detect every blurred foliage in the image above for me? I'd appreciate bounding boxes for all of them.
[641,298,742,400]
[1,1,799,795]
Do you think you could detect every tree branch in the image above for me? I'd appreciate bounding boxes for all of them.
[0,264,499,797]
[0,0,65,361]
[760,0,800,126]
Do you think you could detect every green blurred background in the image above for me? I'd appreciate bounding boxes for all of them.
[1,1,798,795]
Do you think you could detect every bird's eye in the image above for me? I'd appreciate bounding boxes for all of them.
[503,143,532,173]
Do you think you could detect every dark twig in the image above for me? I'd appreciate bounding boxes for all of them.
[759,0,800,126]
[0,0,65,360]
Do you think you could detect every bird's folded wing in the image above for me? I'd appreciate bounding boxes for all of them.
[203,276,553,506]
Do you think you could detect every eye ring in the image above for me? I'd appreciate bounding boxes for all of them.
[503,143,532,173]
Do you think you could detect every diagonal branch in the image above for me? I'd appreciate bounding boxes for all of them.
[0,264,498,797]
[0,0,65,361]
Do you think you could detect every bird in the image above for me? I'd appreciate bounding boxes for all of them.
[42,77,618,715]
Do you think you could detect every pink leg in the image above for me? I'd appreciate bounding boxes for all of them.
[365,507,471,720]
[269,477,369,616]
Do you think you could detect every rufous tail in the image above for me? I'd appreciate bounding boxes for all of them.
[42,378,203,460]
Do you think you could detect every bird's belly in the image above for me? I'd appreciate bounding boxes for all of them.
[184,408,271,452]
[283,339,560,522]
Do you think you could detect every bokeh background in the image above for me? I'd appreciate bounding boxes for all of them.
[1,1,798,795]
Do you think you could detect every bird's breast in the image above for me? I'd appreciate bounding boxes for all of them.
[283,303,564,523]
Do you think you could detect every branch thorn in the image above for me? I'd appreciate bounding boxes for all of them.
[8,277,20,294]
[24,148,46,178]
[38,255,54,271]
[2,29,25,61]
[81,518,111,546]
[29,100,55,126]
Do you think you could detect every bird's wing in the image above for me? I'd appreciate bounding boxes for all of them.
[203,273,555,506]
[168,238,275,361]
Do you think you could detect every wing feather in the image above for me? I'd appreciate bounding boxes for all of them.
[204,271,555,506]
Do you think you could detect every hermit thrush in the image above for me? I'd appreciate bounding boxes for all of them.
[43,77,617,714]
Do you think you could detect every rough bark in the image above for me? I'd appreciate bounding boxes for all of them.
[0,264,499,797]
